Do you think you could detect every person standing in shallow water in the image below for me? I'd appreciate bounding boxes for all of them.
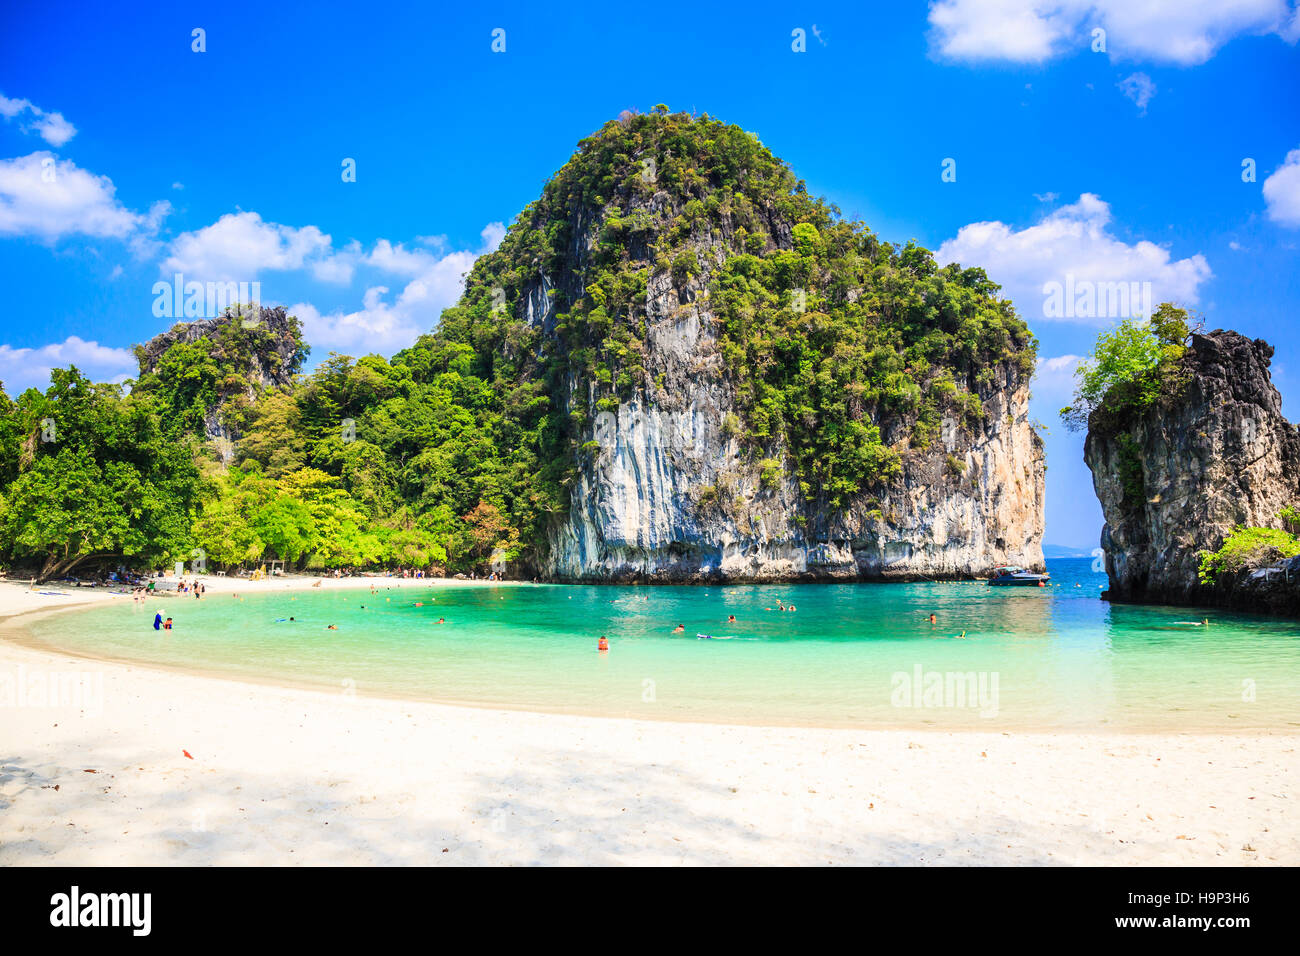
[597,635,609,652]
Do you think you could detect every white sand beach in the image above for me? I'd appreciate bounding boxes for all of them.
[0,579,1295,866]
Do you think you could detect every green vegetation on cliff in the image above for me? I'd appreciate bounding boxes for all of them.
[1196,509,1300,582]
[1060,304,1193,433]
[452,108,1034,512]
[1198,508,1300,584]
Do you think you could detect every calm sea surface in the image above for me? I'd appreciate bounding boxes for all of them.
[20,559,1300,731]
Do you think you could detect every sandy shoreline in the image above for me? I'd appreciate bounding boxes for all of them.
[1,580,1296,865]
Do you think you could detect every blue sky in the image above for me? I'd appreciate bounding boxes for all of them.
[2,0,1298,548]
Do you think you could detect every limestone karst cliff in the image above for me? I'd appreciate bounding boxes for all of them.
[1086,329,1300,611]
[449,109,1045,580]
[545,274,1045,581]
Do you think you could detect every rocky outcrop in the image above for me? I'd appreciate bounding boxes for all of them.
[529,227,1045,583]
[456,112,1048,582]
[135,305,304,461]
[136,305,302,392]
[1086,330,1300,610]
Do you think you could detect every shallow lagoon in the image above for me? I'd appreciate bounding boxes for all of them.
[21,559,1300,731]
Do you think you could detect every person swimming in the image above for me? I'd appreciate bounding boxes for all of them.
[436,617,445,624]
[597,635,609,651]
[727,614,737,623]
[672,624,685,633]
[928,614,937,624]
[327,624,338,630]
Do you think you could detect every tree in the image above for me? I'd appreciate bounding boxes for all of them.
[2,448,125,579]
[253,494,316,563]
[0,369,201,579]
[236,390,306,476]
[462,501,514,563]
[1059,304,1192,432]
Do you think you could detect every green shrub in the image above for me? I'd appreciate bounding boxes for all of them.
[1061,304,1192,432]
[1198,525,1300,584]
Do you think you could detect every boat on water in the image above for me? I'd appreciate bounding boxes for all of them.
[988,566,1051,587]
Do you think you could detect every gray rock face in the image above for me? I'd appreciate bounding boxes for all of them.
[526,214,1046,582]
[1086,330,1300,608]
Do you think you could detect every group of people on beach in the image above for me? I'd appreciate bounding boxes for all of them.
[130,578,203,601]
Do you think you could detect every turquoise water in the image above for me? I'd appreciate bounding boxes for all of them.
[18,559,1300,730]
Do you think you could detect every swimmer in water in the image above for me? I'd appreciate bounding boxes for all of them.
[928,614,937,624]
[727,615,737,623]
[327,624,338,630]
[788,605,795,612]
[597,635,609,651]
[163,618,173,630]
[672,624,685,633]
[437,617,445,624]
[954,630,966,639]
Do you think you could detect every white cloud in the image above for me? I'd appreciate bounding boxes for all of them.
[479,221,507,252]
[936,193,1212,324]
[1117,72,1155,113]
[0,151,160,242]
[1263,147,1300,228]
[308,239,361,283]
[929,0,1076,62]
[0,336,136,395]
[927,0,1297,65]
[1032,354,1083,405]
[367,239,440,277]
[0,93,77,146]
[290,222,506,356]
[162,211,340,282]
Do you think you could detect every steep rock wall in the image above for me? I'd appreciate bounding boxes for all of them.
[1085,330,1300,608]
[533,242,1045,582]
